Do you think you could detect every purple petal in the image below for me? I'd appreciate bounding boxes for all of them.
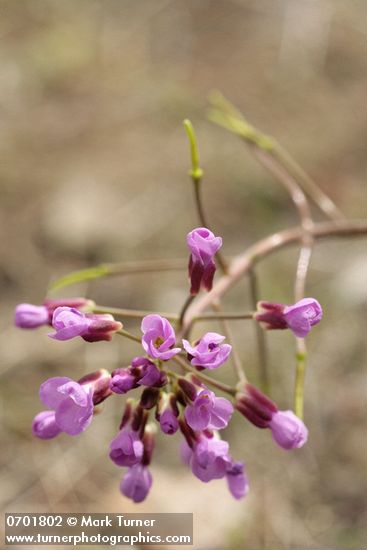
[182,339,197,356]
[159,409,179,435]
[15,304,49,329]
[185,403,211,431]
[54,386,94,435]
[209,397,234,429]
[48,307,91,340]
[226,461,249,499]
[141,314,163,333]
[39,377,72,409]
[180,440,193,466]
[109,429,144,467]
[32,411,62,439]
[284,298,323,338]
[120,464,152,503]
[269,410,308,450]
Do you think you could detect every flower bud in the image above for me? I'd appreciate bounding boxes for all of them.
[132,357,167,388]
[226,461,249,500]
[141,423,157,465]
[140,387,161,410]
[187,227,222,295]
[32,411,61,439]
[156,393,179,435]
[269,410,308,450]
[109,427,144,467]
[235,382,278,428]
[120,464,152,503]
[49,307,122,343]
[110,368,137,394]
[235,382,308,450]
[255,298,322,338]
[15,298,95,329]
[15,304,49,329]
[131,404,149,436]
[177,376,199,402]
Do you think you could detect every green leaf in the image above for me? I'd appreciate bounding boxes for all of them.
[49,264,111,293]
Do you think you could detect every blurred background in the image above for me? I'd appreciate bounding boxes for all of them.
[1,1,367,548]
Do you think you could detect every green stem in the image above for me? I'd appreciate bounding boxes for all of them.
[172,355,236,396]
[116,329,141,344]
[193,311,254,322]
[49,258,187,293]
[294,348,306,419]
[183,118,227,273]
[183,119,204,182]
[94,305,178,321]
[193,180,228,273]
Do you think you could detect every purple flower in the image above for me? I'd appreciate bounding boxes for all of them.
[37,377,94,436]
[43,297,93,319]
[120,464,153,503]
[132,357,167,387]
[189,434,230,482]
[49,307,122,342]
[15,298,94,329]
[187,227,223,294]
[15,304,49,329]
[235,383,308,450]
[141,315,181,361]
[160,409,179,435]
[32,411,61,439]
[255,298,322,338]
[283,298,323,338]
[110,368,137,394]
[110,358,167,395]
[185,387,233,431]
[182,332,232,370]
[109,428,144,467]
[157,393,179,435]
[269,410,308,450]
[226,461,249,499]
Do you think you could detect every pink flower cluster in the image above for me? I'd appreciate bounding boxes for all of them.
[16,227,323,504]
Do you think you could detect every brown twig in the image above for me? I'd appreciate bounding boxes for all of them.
[182,219,367,331]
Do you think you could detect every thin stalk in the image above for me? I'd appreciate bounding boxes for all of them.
[106,258,187,275]
[193,180,228,273]
[94,305,178,321]
[178,295,196,329]
[172,355,236,396]
[211,302,246,383]
[116,329,141,344]
[192,311,254,322]
[208,91,344,221]
[272,144,345,222]
[248,268,269,393]
[182,219,367,331]
[294,345,306,419]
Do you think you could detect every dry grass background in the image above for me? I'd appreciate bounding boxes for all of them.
[1,1,367,548]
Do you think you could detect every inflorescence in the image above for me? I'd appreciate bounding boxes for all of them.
[15,227,322,503]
